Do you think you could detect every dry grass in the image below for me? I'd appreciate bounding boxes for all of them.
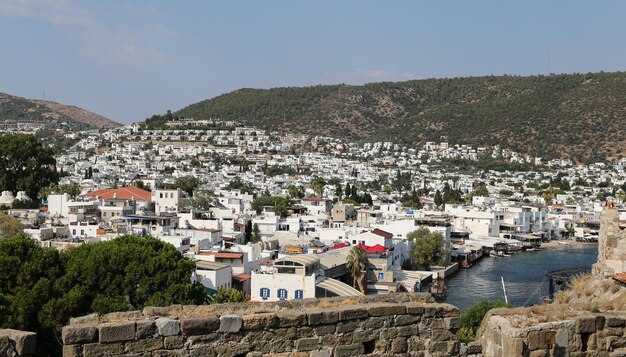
[555,274,626,312]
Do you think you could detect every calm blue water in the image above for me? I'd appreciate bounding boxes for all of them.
[445,245,598,310]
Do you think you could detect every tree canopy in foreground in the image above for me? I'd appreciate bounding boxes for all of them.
[0,234,206,356]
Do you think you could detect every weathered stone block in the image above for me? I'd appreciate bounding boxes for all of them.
[142,305,183,318]
[181,316,218,335]
[153,349,190,357]
[529,349,547,357]
[307,309,339,325]
[314,324,335,336]
[276,311,307,327]
[62,344,83,357]
[334,343,364,357]
[577,316,597,334]
[310,348,333,357]
[395,314,420,326]
[502,337,524,356]
[296,326,315,338]
[445,317,461,330]
[406,304,425,315]
[367,303,406,316]
[69,313,99,326]
[136,319,157,339]
[396,324,419,337]
[156,317,181,336]
[125,338,164,353]
[336,321,359,334]
[359,316,387,330]
[392,336,408,353]
[241,313,278,330]
[337,307,368,321]
[62,324,99,345]
[596,316,606,331]
[606,317,626,328]
[527,330,546,351]
[296,337,320,351]
[219,314,243,333]
[99,321,136,342]
[82,342,125,357]
[556,328,569,348]
[353,330,379,343]
[164,335,184,349]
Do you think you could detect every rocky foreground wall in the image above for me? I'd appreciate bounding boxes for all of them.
[0,329,37,356]
[61,293,481,357]
[480,310,626,357]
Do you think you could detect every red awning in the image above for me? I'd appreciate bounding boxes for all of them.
[332,242,349,250]
[357,243,388,253]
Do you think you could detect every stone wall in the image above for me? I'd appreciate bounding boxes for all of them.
[593,207,626,276]
[0,329,37,356]
[480,310,626,356]
[61,293,470,357]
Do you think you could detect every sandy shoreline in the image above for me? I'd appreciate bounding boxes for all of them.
[541,240,598,248]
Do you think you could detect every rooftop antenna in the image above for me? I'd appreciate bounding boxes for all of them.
[546,52,551,76]
[42,90,46,100]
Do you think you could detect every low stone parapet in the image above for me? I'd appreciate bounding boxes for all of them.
[61,293,464,357]
[480,309,626,356]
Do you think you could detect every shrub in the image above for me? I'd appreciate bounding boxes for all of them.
[460,300,510,341]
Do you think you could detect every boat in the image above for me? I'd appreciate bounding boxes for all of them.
[557,241,571,246]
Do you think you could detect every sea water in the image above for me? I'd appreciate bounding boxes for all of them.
[445,245,598,310]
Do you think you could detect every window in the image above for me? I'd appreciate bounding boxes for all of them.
[378,273,385,280]
[295,290,303,299]
[260,288,270,299]
[277,288,288,300]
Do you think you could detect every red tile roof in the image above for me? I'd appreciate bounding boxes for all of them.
[232,273,251,282]
[215,252,244,260]
[372,228,393,239]
[611,272,626,284]
[85,186,151,201]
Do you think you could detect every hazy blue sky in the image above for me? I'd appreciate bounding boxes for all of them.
[1,1,626,124]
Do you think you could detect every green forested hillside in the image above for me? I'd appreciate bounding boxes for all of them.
[174,72,626,162]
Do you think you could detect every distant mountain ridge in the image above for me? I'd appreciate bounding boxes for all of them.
[0,92,120,129]
[174,71,626,163]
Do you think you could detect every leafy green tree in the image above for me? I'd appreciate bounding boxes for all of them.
[288,185,304,199]
[39,182,82,200]
[434,189,443,208]
[189,190,214,211]
[0,134,59,199]
[251,223,261,243]
[0,234,63,354]
[251,195,291,217]
[407,228,447,270]
[210,288,246,304]
[460,300,509,340]
[0,215,24,238]
[311,177,327,197]
[172,176,201,196]
[225,178,256,195]
[335,184,343,199]
[346,245,369,294]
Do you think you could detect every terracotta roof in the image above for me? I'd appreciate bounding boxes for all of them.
[371,228,393,239]
[215,252,244,260]
[611,272,626,284]
[85,186,151,201]
[232,273,251,282]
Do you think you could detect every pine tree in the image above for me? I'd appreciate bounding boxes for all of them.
[434,189,443,209]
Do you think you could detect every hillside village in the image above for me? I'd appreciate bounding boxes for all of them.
[2,119,624,303]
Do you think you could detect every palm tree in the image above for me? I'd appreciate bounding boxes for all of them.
[346,245,369,295]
